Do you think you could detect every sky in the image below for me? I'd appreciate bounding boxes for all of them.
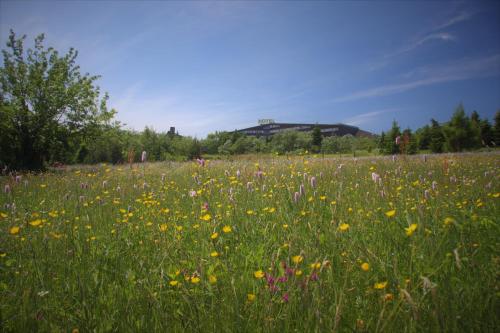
[1,0,499,138]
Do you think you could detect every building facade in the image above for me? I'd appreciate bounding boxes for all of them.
[237,121,373,138]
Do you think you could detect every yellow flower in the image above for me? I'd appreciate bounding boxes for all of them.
[254,270,265,279]
[169,280,179,286]
[210,251,219,257]
[246,210,255,215]
[191,276,201,284]
[374,281,388,289]
[361,262,370,271]
[385,210,396,217]
[9,226,20,235]
[444,217,455,226]
[29,219,42,227]
[405,223,418,236]
[159,224,168,232]
[292,255,303,264]
[247,293,256,302]
[222,225,232,233]
[384,293,394,301]
[208,275,217,284]
[295,270,303,276]
[310,262,321,269]
[200,214,211,221]
[211,232,219,239]
[338,223,349,231]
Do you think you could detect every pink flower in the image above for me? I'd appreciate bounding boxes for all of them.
[141,151,147,163]
[299,184,305,196]
[202,202,209,211]
[236,170,241,178]
[4,184,11,194]
[395,136,401,145]
[189,190,197,197]
[282,293,289,303]
[293,192,300,203]
[310,176,317,188]
[424,190,430,200]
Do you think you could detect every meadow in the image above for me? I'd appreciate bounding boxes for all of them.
[1,153,499,332]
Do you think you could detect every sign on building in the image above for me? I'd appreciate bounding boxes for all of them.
[258,119,275,125]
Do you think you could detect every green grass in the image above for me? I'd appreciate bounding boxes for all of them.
[1,153,499,332]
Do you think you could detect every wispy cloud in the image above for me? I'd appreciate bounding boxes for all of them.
[431,11,474,32]
[343,108,399,126]
[332,54,500,103]
[391,32,457,57]
[367,9,474,71]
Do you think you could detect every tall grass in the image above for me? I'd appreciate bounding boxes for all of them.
[1,153,499,332]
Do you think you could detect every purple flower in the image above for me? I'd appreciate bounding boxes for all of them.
[282,293,289,303]
[277,276,288,283]
[432,181,437,191]
[266,275,275,286]
[310,176,317,188]
[424,190,430,200]
[293,191,300,203]
[4,184,11,194]
[141,151,147,163]
[299,184,305,196]
[310,272,319,281]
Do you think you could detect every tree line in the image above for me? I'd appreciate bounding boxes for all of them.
[379,105,500,155]
[1,32,499,170]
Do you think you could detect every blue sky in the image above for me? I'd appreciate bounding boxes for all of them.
[1,1,499,137]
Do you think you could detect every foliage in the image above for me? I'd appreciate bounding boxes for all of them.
[0,31,116,170]
[311,125,322,152]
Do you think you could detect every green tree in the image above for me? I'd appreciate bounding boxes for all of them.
[494,111,500,146]
[444,104,472,152]
[429,119,445,153]
[416,125,431,150]
[384,121,401,154]
[479,119,493,147]
[0,30,115,169]
[311,125,322,152]
[469,110,482,148]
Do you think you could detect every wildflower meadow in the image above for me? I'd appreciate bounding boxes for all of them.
[1,153,499,332]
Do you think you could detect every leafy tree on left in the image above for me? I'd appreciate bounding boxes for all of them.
[0,30,117,170]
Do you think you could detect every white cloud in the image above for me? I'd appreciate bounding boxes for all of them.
[343,109,398,126]
[332,54,500,103]
[432,11,473,32]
